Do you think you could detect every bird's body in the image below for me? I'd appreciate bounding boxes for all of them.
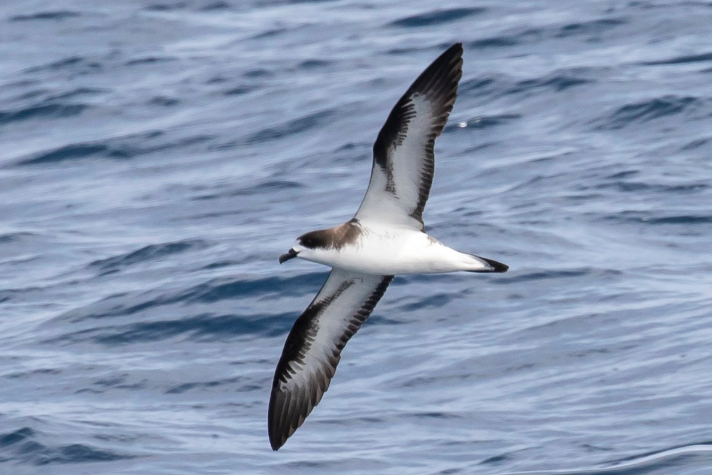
[268,43,508,451]
[294,219,503,275]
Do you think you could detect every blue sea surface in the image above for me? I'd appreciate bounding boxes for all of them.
[0,0,710,474]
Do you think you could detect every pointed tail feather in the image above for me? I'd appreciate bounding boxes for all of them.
[466,255,509,273]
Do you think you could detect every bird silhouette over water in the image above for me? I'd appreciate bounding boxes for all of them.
[269,43,508,451]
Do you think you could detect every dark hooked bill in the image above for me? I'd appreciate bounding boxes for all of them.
[279,248,299,264]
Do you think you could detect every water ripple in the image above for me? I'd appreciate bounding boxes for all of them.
[597,95,704,130]
[389,8,485,28]
[0,426,134,466]
[88,240,209,275]
[10,11,80,22]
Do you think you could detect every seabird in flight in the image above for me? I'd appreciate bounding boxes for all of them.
[269,43,508,451]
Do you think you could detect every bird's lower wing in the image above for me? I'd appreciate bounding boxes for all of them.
[268,268,393,450]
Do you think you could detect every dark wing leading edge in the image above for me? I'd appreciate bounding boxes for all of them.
[268,269,393,450]
[354,43,463,231]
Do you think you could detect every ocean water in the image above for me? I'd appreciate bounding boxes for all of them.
[0,0,710,473]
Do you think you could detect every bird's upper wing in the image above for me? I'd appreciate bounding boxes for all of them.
[268,268,393,450]
[354,43,463,231]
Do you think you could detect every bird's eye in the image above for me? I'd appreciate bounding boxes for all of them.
[300,236,317,248]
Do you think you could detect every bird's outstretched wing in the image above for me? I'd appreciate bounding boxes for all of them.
[268,269,393,450]
[354,43,463,231]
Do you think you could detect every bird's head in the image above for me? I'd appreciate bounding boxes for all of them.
[279,229,331,265]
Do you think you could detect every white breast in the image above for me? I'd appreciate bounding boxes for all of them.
[308,224,479,275]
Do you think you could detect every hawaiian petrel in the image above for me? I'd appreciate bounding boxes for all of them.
[269,43,508,450]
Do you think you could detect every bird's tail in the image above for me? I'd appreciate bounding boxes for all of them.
[465,254,509,273]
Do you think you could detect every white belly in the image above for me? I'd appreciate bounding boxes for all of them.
[304,226,483,275]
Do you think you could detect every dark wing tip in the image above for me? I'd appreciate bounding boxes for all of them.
[441,42,464,61]
[268,378,330,451]
[373,42,464,157]
[268,410,286,450]
[406,42,463,132]
[408,42,464,96]
[268,422,283,451]
[267,389,284,451]
[268,385,304,451]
